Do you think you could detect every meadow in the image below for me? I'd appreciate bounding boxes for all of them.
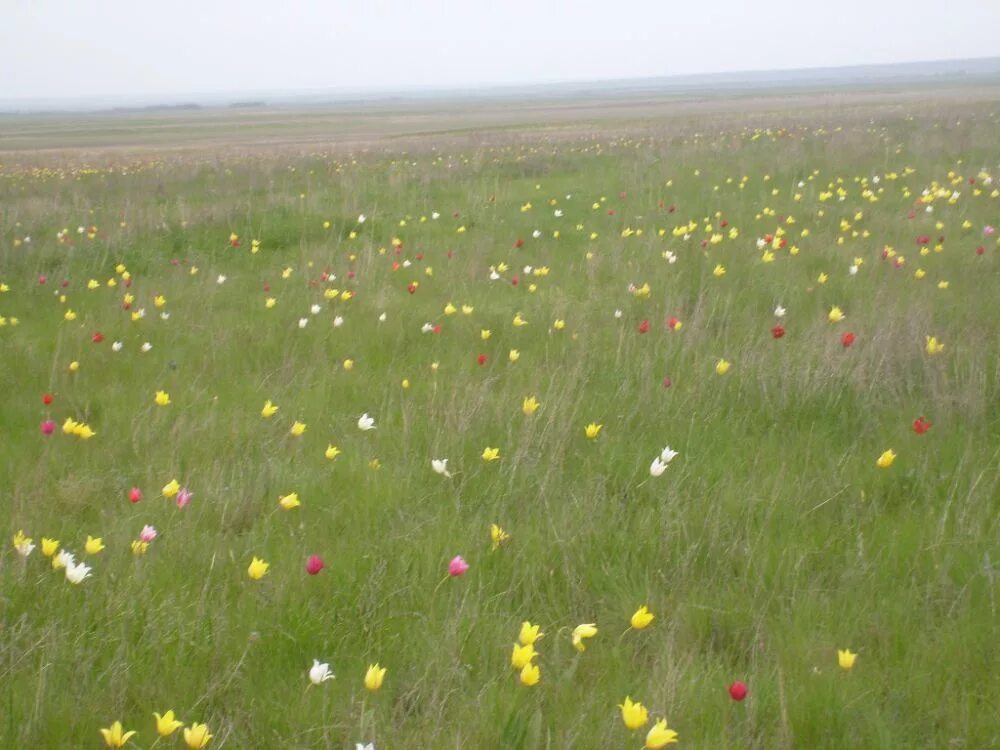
[1,90,999,749]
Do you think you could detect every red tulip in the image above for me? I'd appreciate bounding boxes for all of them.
[976,245,985,256]
[38,275,47,285]
[306,555,324,575]
[912,416,932,434]
[729,681,748,701]
[771,324,785,339]
[666,317,681,331]
[432,325,441,335]
[42,393,54,405]
[407,282,417,294]
[477,354,487,366]
[129,487,143,504]
[841,332,856,348]
[92,332,104,343]
[511,276,519,286]
[638,320,650,334]
[515,238,524,248]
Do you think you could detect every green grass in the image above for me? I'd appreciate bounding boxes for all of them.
[1,99,999,749]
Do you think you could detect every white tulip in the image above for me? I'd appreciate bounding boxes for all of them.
[309,660,335,685]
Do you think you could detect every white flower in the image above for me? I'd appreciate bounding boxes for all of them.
[357,214,367,224]
[523,265,533,274]
[649,458,668,477]
[77,226,85,234]
[310,304,322,315]
[356,744,374,750]
[665,251,677,264]
[926,205,933,213]
[378,312,387,322]
[554,209,563,217]
[421,323,434,333]
[112,341,123,352]
[489,270,501,281]
[682,233,691,241]
[431,459,452,478]
[160,312,170,320]
[357,413,376,431]
[134,308,145,319]
[532,229,541,238]
[56,550,76,568]
[849,265,858,276]
[14,538,34,557]
[298,318,309,329]
[23,236,31,243]
[614,309,623,319]
[431,211,440,220]
[660,446,679,464]
[216,274,227,284]
[65,561,91,584]
[756,238,766,249]
[774,305,786,318]
[140,342,152,352]
[309,660,335,685]
[402,259,412,268]
[333,316,344,327]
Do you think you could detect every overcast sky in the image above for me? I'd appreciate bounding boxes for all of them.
[2,0,1000,102]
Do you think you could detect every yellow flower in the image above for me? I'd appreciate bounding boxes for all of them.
[925,336,944,355]
[480,328,492,340]
[248,557,270,580]
[817,272,829,284]
[490,523,510,550]
[876,450,896,469]
[511,643,537,670]
[444,302,457,315]
[522,396,540,416]
[619,696,649,730]
[553,318,566,330]
[154,390,171,406]
[325,444,341,460]
[64,309,77,321]
[84,536,105,555]
[265,297,276,308]
[183,722,213,749]
[162,479,180,498]
[838,649,857,670]
[482,446,501,462]
[12,530,33,556]
[261,400,278,418]
[584,423,602,440]
[343,358,354,371]
[290,421,307,437]
[715,359,731,375]
[68,360,80,372]
[508,349,520,363]
[462,305,474,315]
[572,623,598,651]
[630,605,654,630]
[828,306,844,323]
[131,540,149,556]
[154,710,184,737]
[154,295,166,308]
[512,312,528,327]
[518,621,543,646]
[914,268,926,280]
[712,264,726,277]
[645,718,679,748]
[278,492,300,510]
[519,662,540,687]
[41,537,60,556]
[364,663,386,691]
[99,720,137,748]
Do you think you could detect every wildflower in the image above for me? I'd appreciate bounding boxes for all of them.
[131,541,149,556]
[364,663,386,691]
[357,413,376,431]
[817,272,829,284]
[482,446,500,462]
[584,423,602,439]
[511,643,537,669]
[306,555,324,575]
[448,555,469,577]
[154,711,184,737]
[729,681,748,701]
[41,420,55,435]
[41,537,60,557]
[84,535,105,555]
[572,623,598,651]
[129,487,143,503]
[512,312,528,327]
[630,605,655,630]
[519,663,540,686]
[522,396,540,415]
[13,530,34,557]
[713,264,726,277]
[278,492,300,510]
[912,416,932,434]
[715,359,731,375]
[162,479,180,498]
[248,557,270,580]
[431,459,452,478]
[774,305,786,317]
[925,336,944,355]
[828,306,844,323]
[261,400,278,417]
[841,332,856,348]
[508,349,520,363]
[325,444,341,460]
[490,523,510,550]
[183,722,213,749]
[54,549,74,570]
[290,421,307,436]
[65,561,92,584]
[876,450,896,469]
[99,720,137,748]
[176,488,192,508]
[619,696,649,730]
[309,660,335,685]
[771,324,785,339]
[838,649,857,670]
[140,525,157,542]
[645,719,679,748]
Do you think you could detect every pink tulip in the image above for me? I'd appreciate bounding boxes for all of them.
[306,555,324,575]
[448,555,469,577]
[139,525,157,542]
[176,487,192,508]
[41,420,55,435]
[129,487,143,503]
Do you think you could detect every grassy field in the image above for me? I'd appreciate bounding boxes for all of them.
[1,90,999,749]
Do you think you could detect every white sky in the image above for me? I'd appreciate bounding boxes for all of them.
[2,0,1000,101]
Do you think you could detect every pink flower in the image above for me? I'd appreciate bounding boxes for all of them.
[139,525,157,542]
[129,487,143,504]
[306,555,325,575]
[448,555,469,577]
[984,225,995,237]
[176,487,193,508]
[41,420,55,435]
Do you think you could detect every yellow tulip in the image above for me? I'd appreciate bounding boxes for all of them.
[99,720,137,748]
[183,722,212,749]
[364,663,386,691]
[154,710,184,737]
[838,649,857,670]
[630,605,655,630]
[645,718,679,748]
[619,696,649,730]
[248,557,270,580]
[519,663,540,686]
[876,450,896,469]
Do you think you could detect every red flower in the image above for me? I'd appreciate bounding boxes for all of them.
[129,487,143,504]
[347,271,356,280]
[414,253,423,261]
[771,324,785,339]
[92,332,104,343]
[407,282,417,294]
[638,320,650,334]
[916,235,930,245]
[515,238,524,248]
[841,332,856,348]
[976,245,985,256]
[42,393,54,405]
[477,354,487,366]
[391,261,400,271]
[511,276,519,286]
[912,416,932,434]
[306,555,325,575]
[38,275,47,285]
[666,316,681,331]
[729,681,748,701]
[432,325,442,335]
